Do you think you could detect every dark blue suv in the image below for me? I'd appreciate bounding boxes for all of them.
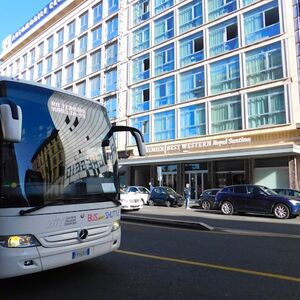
[215,184,300,219]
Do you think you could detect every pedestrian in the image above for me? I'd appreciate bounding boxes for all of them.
[149,181,154,192]
[184,183,191,209]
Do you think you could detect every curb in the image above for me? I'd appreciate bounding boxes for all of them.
[121,214,214,231]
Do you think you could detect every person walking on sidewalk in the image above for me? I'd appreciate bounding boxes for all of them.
[184,183,191,209]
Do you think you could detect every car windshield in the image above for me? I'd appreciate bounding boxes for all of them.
[165,187,177,195]
[0,80,118,208]
[139,187,150,193]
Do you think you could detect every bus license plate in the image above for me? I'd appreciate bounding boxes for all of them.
[72,248,90,259]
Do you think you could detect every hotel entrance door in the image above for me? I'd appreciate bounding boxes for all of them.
[185,171,208,201]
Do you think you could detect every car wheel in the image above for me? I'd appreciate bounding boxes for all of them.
[221,201,234,215]
[202,200,211,210]
[148,199,154,206]
[273,203,290,219]
[165,200,171,207]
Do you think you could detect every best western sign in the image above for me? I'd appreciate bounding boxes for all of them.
[11,0,67,44]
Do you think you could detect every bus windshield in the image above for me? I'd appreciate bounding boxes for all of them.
[0,80,118,208]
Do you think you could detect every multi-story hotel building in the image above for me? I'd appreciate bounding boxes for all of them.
[1,0,300,200]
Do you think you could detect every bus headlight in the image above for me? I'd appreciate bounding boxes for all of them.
[111,220,120,232]
[0,235,41,248]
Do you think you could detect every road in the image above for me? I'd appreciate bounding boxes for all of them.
[1,214,300,300]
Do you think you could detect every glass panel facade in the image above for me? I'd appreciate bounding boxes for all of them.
[179,0,202,33]
[180,67,205,102]
[210,55,240,95]
[57,29,64,47]
[66,64,74,84]
[180,104,206,137]
[208,0,237,21]
[211,96,242,133]
[91,50,101,72]
[105,68,117,92]
[108,0,119,15]
[80,12,89,33]
[77,81,86,96]
[133,0,150,26]
[132,54,150,83]
[154,43,174,75]
[78,57,87,79]
[90,76,101,97]
[131,115,150,143]
[68,21,75,40]
[107,16,118,41]
[105,96,117,119]
[209,18,238,57]
[154,12,174,45]
[154,0,174,15]
[246,42,283,86]
[180,32,204,67]
[248,87,286,128]
[106,42,118,67]
[154,110,175,141]
[92,26,102,48]
[154,76,175,108]
[131,83,150,113]
[93,2,103,24]
[244,1,280,45]
[133,25,150,54]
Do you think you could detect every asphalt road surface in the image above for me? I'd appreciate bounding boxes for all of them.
[1,219,300,300]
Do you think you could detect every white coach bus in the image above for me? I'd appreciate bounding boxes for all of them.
[0,77,145,279]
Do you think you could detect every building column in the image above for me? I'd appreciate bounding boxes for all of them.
[208,161,215,188]
[150,165,156,186]
[177,163,184,194]
[289,156,299,189]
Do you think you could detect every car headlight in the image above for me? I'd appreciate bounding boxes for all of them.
[170,195,175,199]
[289,200,300,206]
[111,220,120,232]
[0,235,40,248]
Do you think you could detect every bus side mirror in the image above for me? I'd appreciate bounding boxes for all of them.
[0,98,22,143]
[102,125,146,156]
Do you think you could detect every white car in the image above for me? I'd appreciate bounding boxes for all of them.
[124,186,151,205]
[119,191,144,211]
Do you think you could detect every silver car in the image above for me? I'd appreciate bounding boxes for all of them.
[125,186,151,205]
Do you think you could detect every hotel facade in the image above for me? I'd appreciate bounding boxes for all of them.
[1,0,300,200]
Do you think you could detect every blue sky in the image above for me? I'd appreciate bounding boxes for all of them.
[0,0,50,52]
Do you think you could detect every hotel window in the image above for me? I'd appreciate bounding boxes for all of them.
[179,32,204,67]
[209,18,238,57]
[104,96,117,119]
[132,54,150,83]
[77,81,86,96]
[154,76,175,108]
[105,68,117,92]
[91,50,101,72]
[90,76,101,97]
[243,0,259,7]
[55,70,62,88]
[92,26,102,48]
[108,0,119,15]
[180,67,205,102]
[79,34,88,55]
[131,116,150,143]
[154,12,174,45]
[38,42,44,59]
[154,110,175,141]
[65,86,73,93]
[56,49,63,67]
[154,0,173,15]
[47,35,54,53]
[133,0,150,26]
[68,21,76,40]
[30,48,35,64]
[22,54,28,69]
[107,16,118,41]
[67,42,75,61]
[244,1,280,45]
[93,2,103,24]
[45,75,51,86]
[179,0,202,34]
[180,104,206,137]
[46,55,53,73]
[78,57,87,79]
[66,64,74,84]
[131,83,150,113]
[208,0,237,21]
[37,62,43,78]
[80,12,89,33]
[247,87,286,128]
[132,25,150,54]
[210,55,240,95]
[211,96,242,133]
[246,42,283,86]
[154,43,174,76]
[106,42,118,67]
[57,28,64,47]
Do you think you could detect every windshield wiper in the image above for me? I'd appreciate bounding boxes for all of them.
[19,195,121,216]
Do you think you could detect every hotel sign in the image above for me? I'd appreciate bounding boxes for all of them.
[146,137,252,155]
[11,0,67,44]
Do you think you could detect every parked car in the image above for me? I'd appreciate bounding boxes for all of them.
[198,188,221,210]
[215,184,300,219]
[149,186,184,207]
[119,190,143,211]
[273,188,300,199]
[124,186,151,205]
